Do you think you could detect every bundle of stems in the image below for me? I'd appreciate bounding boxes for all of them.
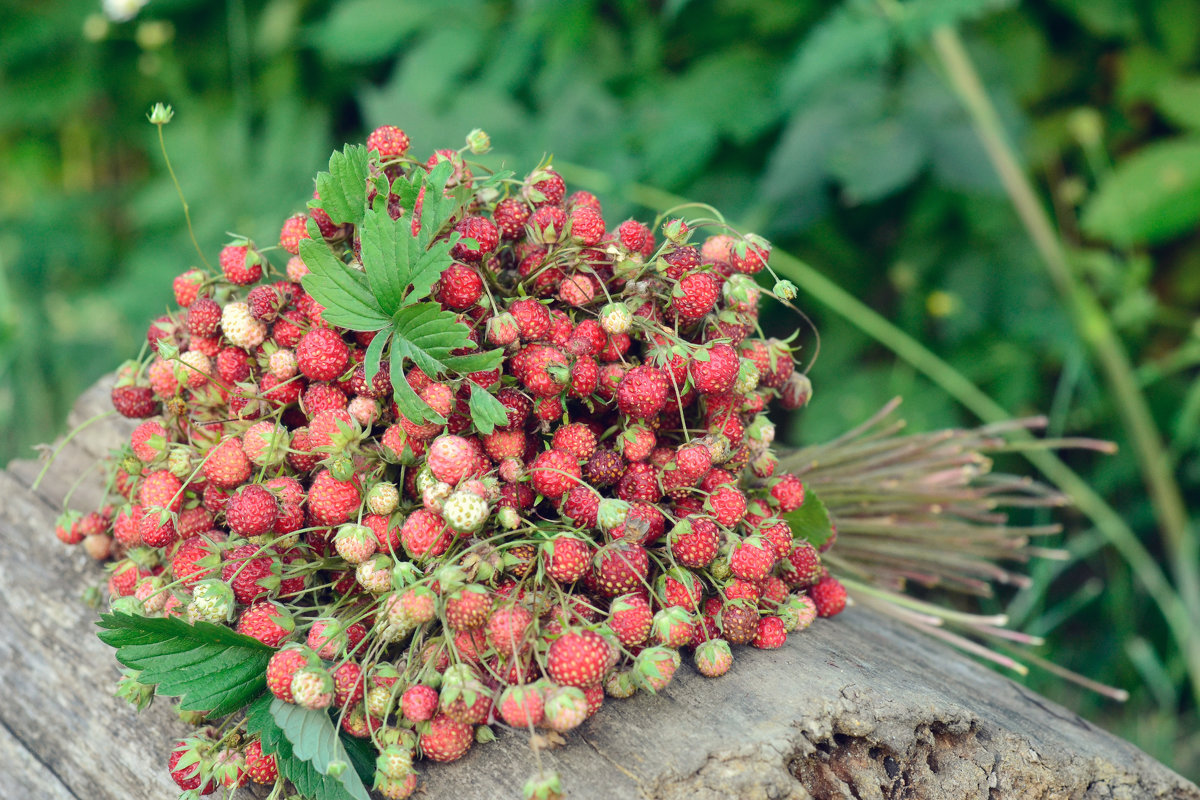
[781,398,1127,699]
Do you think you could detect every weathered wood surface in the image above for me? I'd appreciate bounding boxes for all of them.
[2,377,1197,800]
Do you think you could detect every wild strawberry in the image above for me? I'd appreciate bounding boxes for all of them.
[561,485,599,528]
[487,604,533,658]
[651,607,695,648]
[706,485,746,529]
[615,461,660,503]
[173,268,205,307]
[752,615,788,650]
[718,601,759,645]
[542,536,592,583]
[426,435,480,484]
[509,298,550,341]
[308,470,360,526]
[400,509,452,560]
[550,423,596,460]
[112,384,159,419]
[444,584,492,630]
[225,484,279,538]
[809,575,847,617]
[367,124,410,158]
[266,646,310,703]
[436,263,484,310]
[138,469,184,513]
[511,344,569,397]
[186,297,222,338]
[498,684,544,727]
[527,168,566,206]
[690,343,739,395]
[546,629,609,688]
[278,214,310,256]
[296,328,349,381]
[616,365,669,419]
[290,665,334,709]
[608,593,653,646]
[671,272,719,321]
[669,518,720,568]
[203,438,252,489]
[169,741,216,794]
[568,205,605,245]
[492,198,531,239]
[529,449,581,500]
[402,684,439,722]
[219,243,262,285]
[759,520,793,558]
[451,216,499,262]
[730,236,770,274]
[769,473,805,512]
[420,714,473,763]
[729,536,775,582]
[243,739,277,785]
[693,639,733,678]
[543,686,589,732]
[592,543,649,597]
[236,601,294,647]
[583,449,624,488]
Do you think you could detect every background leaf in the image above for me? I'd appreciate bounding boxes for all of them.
[96,613,272,715]
[783,490,835,550]
[1080,138,1200,246]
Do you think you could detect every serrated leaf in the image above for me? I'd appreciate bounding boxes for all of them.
[312,144,370,227]
[1080,137,1200,246]
[782,0,892,103]
[363,327,391,384]
[414,159,465,249]
[386,302,477,425]
[245,696,364,800]
[468,383,510,435]
[782,489,834,549]
[299,239,391,331]
[96,612,272,715]
[271,700,371,800]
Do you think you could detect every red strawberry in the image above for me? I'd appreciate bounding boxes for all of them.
[543,536,592,583]
[203,438,252,489]
[278,214,310,256]
[225,484,279,538]
[266,646,310,702]
[451,216,500,262]
[546,629,610,687]
[616,365,669,419]
[111,384,159,419]
[436,263,484,310]
[770,473,805,512]
[707,484,747,528]
[307,470,360,526]
[139,470,184,513]
[427,435,480,484]
[296,328,349,381]
[219,243,262,285]
[236,601,294,647]
[752,615,787,649]
[690,343,739,395]
[693,639,733,677]
[243,739,277,785]
[332,661,365,709]
[492,198,531,239]
[498,684,544,727]
[173,268,205,307]
[592,543,649,597]
[671,272,719,320]
[669,518,720,568]
[420,714,473,762]
[169,741,216,794]
[569,205,605,245]
[402,684,439,722]
[511,344,569,397]
[561,485,599,528]
[509,298,550,341]
[527,168,566,206]
[444,585,492,630]
[608,593,653,646]
[809,575,847,617]
[615,461,660,503]
[400,508,452,560]
[529,449,581,500]
[486,604,533,658]
[366,124,410,158]
[551,422,597,460]
[729,536,776,582]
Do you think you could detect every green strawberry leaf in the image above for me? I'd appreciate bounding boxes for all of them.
[468,382,511,435]
[96,612,272,715]
[299,239,391,331]
[362,326,391,384]
[386,302,503,424]
[782,489,834,549]
[413,159,465,249]
[245,695,367,800]
[270,699,371,800]
[311,144,371,228]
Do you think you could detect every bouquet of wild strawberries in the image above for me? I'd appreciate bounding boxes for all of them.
[54,119,1082,800]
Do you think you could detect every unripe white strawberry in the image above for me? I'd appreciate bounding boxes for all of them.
[335,523,377,565]
[375,744,414,779]
[290,666,334,709]
[542,686,588,732]
[348,396,378,426]
[268,349,297,379]
[367,482,400,515]
[356,554,393,593]
[597,498,630,531]
[422,481,452,514]
[442,490,489,533]
[188,579,235,623]
[734,358,760,394]
[599,302,632,334]
[220,302,267,349]
[135,576,168,613]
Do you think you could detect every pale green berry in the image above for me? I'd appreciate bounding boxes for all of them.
[597,498,630,531]
[188,579,234,623]
[356,554,394,593]
[367,482,400,515]
[773,279,798,301]
[599,302,632,335]
[375,744,414,779]
[733,358,760,394]
[442,490,489,533]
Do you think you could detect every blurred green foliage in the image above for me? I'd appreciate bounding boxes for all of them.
[2,0,1198,778]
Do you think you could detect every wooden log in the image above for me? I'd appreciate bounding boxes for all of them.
[2,377,1196,800]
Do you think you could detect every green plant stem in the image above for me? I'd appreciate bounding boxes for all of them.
[554,162,1200,709]
[927,26,1199,626]
[154,122,211,271]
